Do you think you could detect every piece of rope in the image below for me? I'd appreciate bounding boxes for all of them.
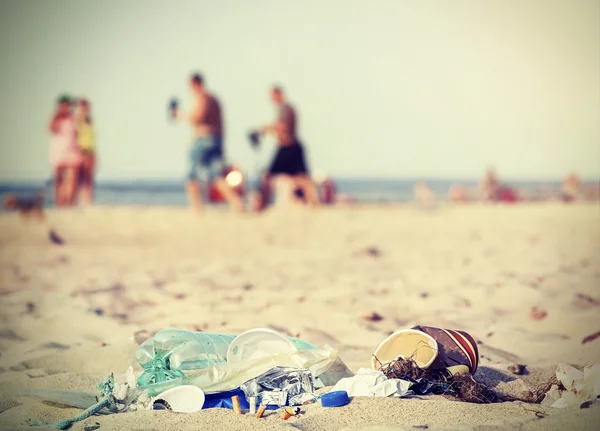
[49,374,115,430]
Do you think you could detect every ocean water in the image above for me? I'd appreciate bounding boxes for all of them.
[0,178,564,208]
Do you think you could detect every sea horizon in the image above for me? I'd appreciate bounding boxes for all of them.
[0,176,583,207]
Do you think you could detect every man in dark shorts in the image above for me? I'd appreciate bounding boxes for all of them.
[260,86,318,206]
[177,73,244,213]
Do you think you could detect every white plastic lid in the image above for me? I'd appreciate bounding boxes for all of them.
[149,385,205,413]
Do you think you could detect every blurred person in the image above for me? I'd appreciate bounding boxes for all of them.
[479,168,500,202]
[49,95,81,206]
[561,173,582,202]
[259,86,318,207]
[75,99,96,205]
[583,182,600,201]
[319,177,337,205]
[414,181,436,206]
[448,184,470,203]
[176,73,244,213]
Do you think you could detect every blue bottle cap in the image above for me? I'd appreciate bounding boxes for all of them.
[320,390,350,407]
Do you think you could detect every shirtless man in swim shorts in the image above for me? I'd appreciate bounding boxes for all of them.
[260,86,318,206]
[177,73,244,213]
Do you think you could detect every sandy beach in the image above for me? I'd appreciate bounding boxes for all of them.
[1,203,599,430]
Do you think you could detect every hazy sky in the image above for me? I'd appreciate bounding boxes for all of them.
[0,0,598,181]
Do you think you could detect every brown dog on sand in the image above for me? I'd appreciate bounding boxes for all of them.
[3,192,45,221]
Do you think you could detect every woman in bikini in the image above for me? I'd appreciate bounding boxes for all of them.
[75,99,96,205]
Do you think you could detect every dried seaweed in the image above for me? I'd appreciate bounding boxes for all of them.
[525,375,564,404]
[376,356,502,404]
[443,373,501,404]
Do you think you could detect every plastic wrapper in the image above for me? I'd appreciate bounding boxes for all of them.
[240,366,316,407]
[138,342,337,397]
[136,329,317,391]
[541,363,600,408]
[331,368,411,397]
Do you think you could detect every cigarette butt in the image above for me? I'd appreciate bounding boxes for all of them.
[256,404,267,418]
[249,397,256,415]
[232,396,242,414]
[281,408,293,420]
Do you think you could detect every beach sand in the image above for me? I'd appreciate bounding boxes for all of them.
[1,203,599,430]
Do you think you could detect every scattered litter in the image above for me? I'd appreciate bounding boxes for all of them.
[362,312,384,322]
[135,328,333,397]
[281,407,294,420]
[232,395,242,414]
[151,399,171,410]
[581,331,600,344]
[240,366,316,407]
[364,246,381,257]
[508,364,527,375]
[321,390,350,407]
[574,293,600,308]
[580,400,594,409]
[49,230,65,245]
[315,357,354,387]
[530,307,548,320]
[331,368,411,398]
[227,328,300,364]
[256,404,267,418]
[541,363,600,408]
[83,422,101,431]
[149,385,205,413]
[372,326,479,375]
[29,323,576,428]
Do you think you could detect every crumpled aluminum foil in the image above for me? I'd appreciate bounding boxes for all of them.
[240,366,316,407]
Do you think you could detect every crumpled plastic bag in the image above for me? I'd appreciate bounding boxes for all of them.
[138,344,337,397]
[331,368,411,397]
[240,366,316,407]
[542,363,600,408]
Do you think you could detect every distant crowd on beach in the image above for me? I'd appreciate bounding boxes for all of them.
[42,72,336,213]
[415,169,600,206]
[2,71,598,216]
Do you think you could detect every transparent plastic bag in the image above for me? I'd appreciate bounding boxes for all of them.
[136,329,327,396]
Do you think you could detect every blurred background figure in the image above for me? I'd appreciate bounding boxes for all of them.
[448,184,471,203]
[317,176,337,205]
[479,168,500,202]
[175,73,244,214]
[414,181,436,206]
[260,86,319,208]
[49,95,81,207]
[75,99,96,206]
[561,173,582,202]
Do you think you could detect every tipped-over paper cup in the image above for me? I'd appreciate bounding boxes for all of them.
[413,326,479,374]
[372,329,439,369]
[372,326,479,375]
